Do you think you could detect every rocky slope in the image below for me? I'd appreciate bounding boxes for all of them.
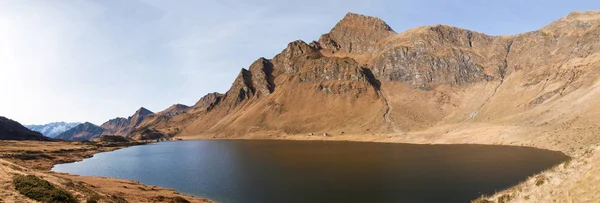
[55,122,104,141]
[0,117,51,141]
[25,122,80,138]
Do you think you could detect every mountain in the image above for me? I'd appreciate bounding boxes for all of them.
[128,94,226,140]
[25,122,80,138]
[121,11,600,153]
[0,117,51,141]
[55,122,104,141]
[101,107,154,136]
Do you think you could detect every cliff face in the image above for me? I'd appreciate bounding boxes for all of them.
[124,11,600,150]
[0,117,51,141]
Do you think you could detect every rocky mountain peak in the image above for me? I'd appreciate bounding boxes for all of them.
[318,12,395,54]
[337,12,393,31]
[134,107,153,117]
[130,107,154,126]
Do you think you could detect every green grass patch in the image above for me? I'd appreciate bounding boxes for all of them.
[12,175,76,203]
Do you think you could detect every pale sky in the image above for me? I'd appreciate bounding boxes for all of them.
[0,0,598,125]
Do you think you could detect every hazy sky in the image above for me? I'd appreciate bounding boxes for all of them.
[0,0,598,125]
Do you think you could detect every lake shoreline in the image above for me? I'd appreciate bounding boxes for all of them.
[2,129,596,203]
[0,140,213,203]
[51,138,571,203]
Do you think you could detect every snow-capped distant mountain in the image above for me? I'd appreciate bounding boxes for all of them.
[25,122,81,138]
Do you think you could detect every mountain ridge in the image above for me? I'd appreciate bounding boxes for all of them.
[56,107,155,140]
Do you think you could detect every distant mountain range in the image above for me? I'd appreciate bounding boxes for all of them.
[0,116,51,141]
[25,122,80,138]
[56,107,156,141]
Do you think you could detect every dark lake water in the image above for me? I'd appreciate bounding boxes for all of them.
[52,140,568,203]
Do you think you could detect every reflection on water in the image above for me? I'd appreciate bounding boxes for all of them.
[53,140,569,203]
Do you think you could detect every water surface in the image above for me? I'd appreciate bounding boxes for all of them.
[52,140,568,203]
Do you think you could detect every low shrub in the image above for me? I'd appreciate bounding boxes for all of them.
[12,175,76,203]
[86,194,102,203]
[535,175,546,186]
[170,196,191,203]
[109,195,128,203]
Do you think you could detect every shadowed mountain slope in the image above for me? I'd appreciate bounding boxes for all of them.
[0,117,51,141]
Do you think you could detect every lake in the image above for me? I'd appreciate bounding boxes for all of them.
[52,140,569,203]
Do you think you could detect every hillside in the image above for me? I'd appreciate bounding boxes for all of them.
[25,122,80,138]
[0,117,51,141]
